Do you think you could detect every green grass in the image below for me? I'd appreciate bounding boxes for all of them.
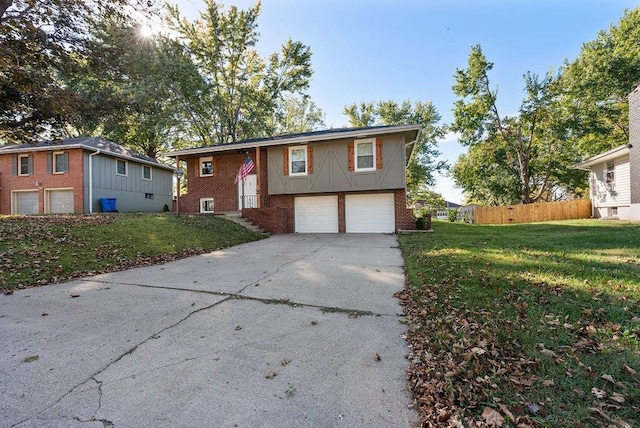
[0,213,265,290]
[398,220,640,427]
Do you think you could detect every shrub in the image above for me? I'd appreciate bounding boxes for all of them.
[162,204,170,212]
[416,216,426,230]
[448,209,459,222]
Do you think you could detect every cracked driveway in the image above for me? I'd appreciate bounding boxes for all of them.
[0,234,416,427]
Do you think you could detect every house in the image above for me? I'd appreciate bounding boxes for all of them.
[164,124,421,233]
[573,85,640,220]
[0,137,175,215]
[434,201,462,221]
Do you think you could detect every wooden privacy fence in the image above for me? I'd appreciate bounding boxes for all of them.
[473,199,592,225]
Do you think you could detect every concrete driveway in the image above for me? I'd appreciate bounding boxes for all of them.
[0,234,416,427]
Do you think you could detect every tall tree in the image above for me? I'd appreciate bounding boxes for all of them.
[0,0,159,144]
[269,95,325,135]
[560,8,640,156]
[166,1,313,146]
[343,100,447,203]
[451,45,584,204]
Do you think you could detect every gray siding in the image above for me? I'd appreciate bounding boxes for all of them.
[267,135,407,195]
[83,152,173,212]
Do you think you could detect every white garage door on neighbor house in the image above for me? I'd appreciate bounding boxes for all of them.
[345,193,395,233]
[294,195,339,233]
[13,190,39,215]
[46,189,74,214]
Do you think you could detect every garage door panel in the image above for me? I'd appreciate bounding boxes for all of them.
[14,191,39,215]
[345,193,395,233]
[48,190,74,214]
[295,196,338,233]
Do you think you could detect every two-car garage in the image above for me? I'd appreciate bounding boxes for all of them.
[294,193,396,234]
[12,189,75,214]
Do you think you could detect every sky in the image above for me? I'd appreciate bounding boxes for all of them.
[166,0,639,204]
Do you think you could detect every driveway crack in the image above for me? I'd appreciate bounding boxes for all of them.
[21,297,231,427]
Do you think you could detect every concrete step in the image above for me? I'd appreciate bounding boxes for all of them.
[221,213,268,234]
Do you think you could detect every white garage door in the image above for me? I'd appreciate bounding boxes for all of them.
[345,193,395,233]
[14,191,39,215]
[47,189,74,214]
[295,195,338,233]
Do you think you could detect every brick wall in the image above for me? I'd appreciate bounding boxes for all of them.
[178,152,245,213]
[242,207,291,234]
[629,85,640,205]
[0,148,84,214]
[394,189,417,231]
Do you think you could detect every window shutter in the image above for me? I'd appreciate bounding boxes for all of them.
[376,138,383,169]
[213,157,218,177]
[12,155,17,175]
[347,141,354,171]
[283,148,289,176]
[28,155,34,175]
[47,153,52,173]
[62,152,69,172]
[307,146,313,174]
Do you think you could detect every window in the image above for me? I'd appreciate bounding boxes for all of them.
[289,146,307,175]
[200,157,213,176]
[145,193,154,200]
[18,154,31,176]
[355,139,376,171]
[142,165,152,180]
[116,159,127,176]
[606,161,614,184]
[53,152,68,174]
[200,198,214,213]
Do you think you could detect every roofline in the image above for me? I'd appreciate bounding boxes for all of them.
[162,124,422,158]
[0,144,175,171]
[573,144,631,170]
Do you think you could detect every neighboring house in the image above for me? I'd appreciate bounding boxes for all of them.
[165,124,421,233]
[458,204,478,223]
[434,201,462,220]
[0,137,174,215]
[573,85,640,221]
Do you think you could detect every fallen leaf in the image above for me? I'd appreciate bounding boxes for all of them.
[281,358,292,366]
[265,371,277,379]
[601,373,615,383]
[540,348,557,358]
[311,320,318,326]
[610,392,625,403]
[542,379,555,387]
[70,294,80,298]
[591,387,607,399]
[471,347,487,355]
[234,325,242,331]
[621,365,636,375]
[481,407,504,427]
[24,355,39,363]
[375,353,381,362]
[41,313,48,316]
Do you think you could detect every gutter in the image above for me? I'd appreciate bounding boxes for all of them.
[88,150,100,213]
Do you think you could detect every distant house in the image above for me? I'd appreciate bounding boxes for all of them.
[0,137,174,215]
[573,85,640,220]
[164,125,421,234]
[434,201,462,220]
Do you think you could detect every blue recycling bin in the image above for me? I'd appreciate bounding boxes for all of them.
[100,198,117,212]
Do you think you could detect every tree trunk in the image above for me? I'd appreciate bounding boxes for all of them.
[0,0,13,20]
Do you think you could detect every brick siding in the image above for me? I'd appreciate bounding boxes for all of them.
[394,188,417,230]
[0,148,84,214]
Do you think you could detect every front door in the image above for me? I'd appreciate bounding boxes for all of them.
[237,174,257,210]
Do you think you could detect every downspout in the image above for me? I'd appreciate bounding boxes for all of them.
[88,150,101,213]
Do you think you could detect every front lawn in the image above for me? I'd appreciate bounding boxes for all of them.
[0,213,265,290]
[398,220,639,427]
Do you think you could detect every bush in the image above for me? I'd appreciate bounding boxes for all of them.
[416,216,426,230]
[448,209,459,222]
[162,204,170,212]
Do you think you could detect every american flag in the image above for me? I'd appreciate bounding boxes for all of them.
[234,156,255,184]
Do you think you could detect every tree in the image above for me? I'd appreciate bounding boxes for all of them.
[0,0,159,144]
[166,1,313,146]
[451,45,585,204]
[269,95,325,135]
[560,8,640,156]
[343,99,447,204]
